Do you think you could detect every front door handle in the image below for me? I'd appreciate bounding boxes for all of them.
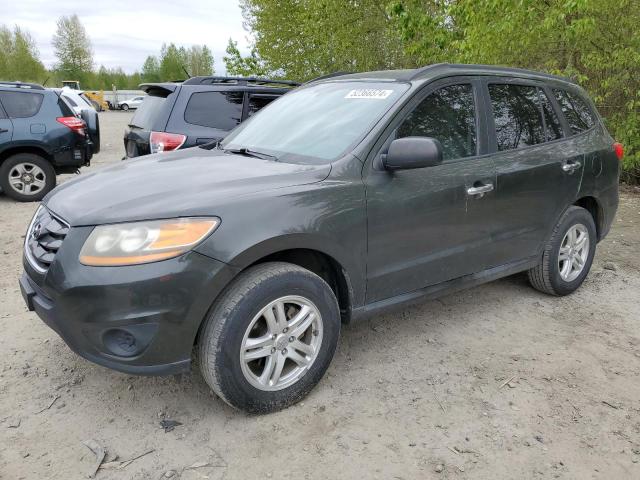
[0,128,8,133]
[467,183,494,196]
[562,160,582,173]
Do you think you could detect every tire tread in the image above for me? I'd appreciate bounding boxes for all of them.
[528,206,592,296]
[198,261,338,412]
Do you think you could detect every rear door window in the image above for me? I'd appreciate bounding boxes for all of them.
[397,83,477,160]
[489,84,545,151]
[184,91,243,130]
[552,89,596,134]
[247,94,279,117]
[0,91,44,118]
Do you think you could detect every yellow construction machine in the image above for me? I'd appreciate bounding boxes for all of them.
[62,80,110,111]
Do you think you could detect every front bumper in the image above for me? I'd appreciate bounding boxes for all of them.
[21,239,237,376]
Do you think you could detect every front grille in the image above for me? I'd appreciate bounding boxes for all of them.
[25,207,69,272]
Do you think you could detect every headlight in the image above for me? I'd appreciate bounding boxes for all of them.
[79,217,220,266]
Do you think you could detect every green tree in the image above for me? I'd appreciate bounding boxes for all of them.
[223,38,270,77]
[187,45,214,76]
[141,55,161,82]
[52,15,93,82]
[159,43,189,81]
[240,0,408,80]
[0,25,46,82]
[390,0,640,181]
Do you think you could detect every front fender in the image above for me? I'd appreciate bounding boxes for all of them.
[193,180,367,307]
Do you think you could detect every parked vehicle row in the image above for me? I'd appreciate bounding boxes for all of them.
[20,64,621,414]
[0,81,99,201]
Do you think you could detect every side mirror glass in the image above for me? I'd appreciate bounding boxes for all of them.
[383,137,443,171]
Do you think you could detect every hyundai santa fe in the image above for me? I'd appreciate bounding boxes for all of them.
[20,64,621,413]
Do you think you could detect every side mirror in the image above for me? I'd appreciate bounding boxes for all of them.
[383,137,443,171]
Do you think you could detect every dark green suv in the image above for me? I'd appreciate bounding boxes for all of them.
[21,64,620,413]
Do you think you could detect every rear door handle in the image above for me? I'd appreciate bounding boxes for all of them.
[0,128,8,133]
[467,183,494,196]
[562,160,581,173]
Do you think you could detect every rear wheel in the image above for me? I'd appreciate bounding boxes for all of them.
[198,262,340,414]
[528,206,596,296]
[0,154,56,202]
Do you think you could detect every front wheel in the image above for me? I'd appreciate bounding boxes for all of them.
[198,262,340,414]
[528,206,597,296]
[121,103,129,111]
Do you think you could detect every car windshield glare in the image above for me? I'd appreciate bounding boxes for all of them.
[221,81,409,163]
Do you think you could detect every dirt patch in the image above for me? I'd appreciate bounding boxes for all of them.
[1,112,639,479]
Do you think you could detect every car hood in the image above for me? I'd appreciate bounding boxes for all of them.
[44,147,331,226]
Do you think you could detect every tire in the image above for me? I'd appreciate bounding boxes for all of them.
[198,262,341,414]
[121,103,129,111]
[528,206,597,296]
[0,154,56,202]
[81,109,100,154]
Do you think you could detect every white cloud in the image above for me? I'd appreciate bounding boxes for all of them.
[2,0,252,74]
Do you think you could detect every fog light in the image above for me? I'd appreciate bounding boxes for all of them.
[103,328,140,357]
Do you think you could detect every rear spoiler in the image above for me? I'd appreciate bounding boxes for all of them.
[139,83,178,96]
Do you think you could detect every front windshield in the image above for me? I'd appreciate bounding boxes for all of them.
[221,81,409,163]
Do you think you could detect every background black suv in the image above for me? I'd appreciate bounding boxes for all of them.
[0,81,99,202]
[123,76,299,158]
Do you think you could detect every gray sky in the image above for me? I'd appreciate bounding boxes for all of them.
[2,0,250,74]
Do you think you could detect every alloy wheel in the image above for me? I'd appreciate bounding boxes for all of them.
[558,223,590,282]
[240,295,323,391]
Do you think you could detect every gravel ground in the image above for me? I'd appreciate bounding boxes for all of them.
[1,111,639,479]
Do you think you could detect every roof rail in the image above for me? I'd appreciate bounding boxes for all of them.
[304,71,352,84]
[0,81,45,90]
[408,63,575,83]
[183,76,300,87]
[408,63,450,81]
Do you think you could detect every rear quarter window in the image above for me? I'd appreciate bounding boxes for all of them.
[184,91,243,130]
[57,96,76,117]
[0,91,44,118]
[247,94,279,117]
[552,89,596,134]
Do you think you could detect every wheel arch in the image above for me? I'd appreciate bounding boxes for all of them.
[574,195,604,240]
[192,246,356,352]
[245,248,354,324]
[0,144,53,166]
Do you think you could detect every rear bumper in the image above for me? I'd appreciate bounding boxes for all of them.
[21,247,238,376]
[52,141,91,169]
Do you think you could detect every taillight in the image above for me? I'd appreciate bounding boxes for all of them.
[57,116,85,136]
[613,142,624,161]
[150,131,186,154]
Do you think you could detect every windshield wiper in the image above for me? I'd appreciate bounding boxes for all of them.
[224,146,278,161]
